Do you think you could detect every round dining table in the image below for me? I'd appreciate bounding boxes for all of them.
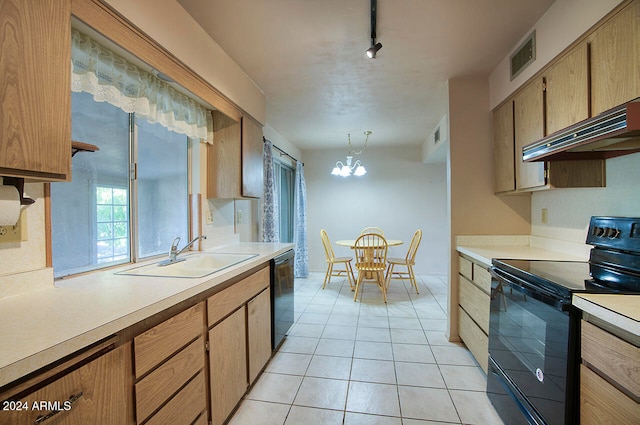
[335,239,403,248]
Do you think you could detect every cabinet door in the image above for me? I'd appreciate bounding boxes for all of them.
[493,100,515,193]
[241,116,264,198]
[514,79,546,190]
[0,0,71,181]
[590,0,640,115]
[1,345,128,425]
[248,288,272,383]
[209,307,247,425]
[207,111,241,198]
[545,42,589,134]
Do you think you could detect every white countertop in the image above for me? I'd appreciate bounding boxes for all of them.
[457,245,586,267]
[0,242,293,387]
[573,294,640,337]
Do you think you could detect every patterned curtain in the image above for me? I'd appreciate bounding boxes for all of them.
[262,139,279,242]
[294,161,309,278]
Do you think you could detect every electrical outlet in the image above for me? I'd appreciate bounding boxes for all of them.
[236,210,243,224]
[206,211,214,225]
[0,210,27,243]
[541,208,548,224]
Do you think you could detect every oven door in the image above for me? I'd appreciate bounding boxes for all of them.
[487,267,579,425]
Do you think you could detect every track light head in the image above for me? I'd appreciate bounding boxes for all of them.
[366,42,382,59]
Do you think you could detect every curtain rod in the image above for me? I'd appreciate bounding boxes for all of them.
[264,137,303,165]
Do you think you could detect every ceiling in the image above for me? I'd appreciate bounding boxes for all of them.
[177,0,555,151]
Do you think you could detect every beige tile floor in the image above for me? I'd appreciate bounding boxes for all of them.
[228,273,505,425]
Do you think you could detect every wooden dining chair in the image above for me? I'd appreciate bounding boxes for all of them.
[353,233,388,303]
[385,229,422,294]
[320,229,355,290]
[361,227,384,236]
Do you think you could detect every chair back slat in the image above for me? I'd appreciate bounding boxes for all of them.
[354,233,388,270]
[320,229,336,261]
[406,229,423,264]
[361,227,385,236]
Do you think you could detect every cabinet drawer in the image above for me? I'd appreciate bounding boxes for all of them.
[145,371,207,425]
[135,337,205,423]
[134,303,204,377]
[458,275,490,333]
[458,307,488,373]
[472,263,491,293]
[580,364,640,425]
[208,266,269,326]
[458,256,472,281]
[0,345,127,425]
[581,320,639,398]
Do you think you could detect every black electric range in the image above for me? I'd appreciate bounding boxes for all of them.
[487,216,640,425]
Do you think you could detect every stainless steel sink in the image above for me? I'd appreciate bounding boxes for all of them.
[117,252,258,278]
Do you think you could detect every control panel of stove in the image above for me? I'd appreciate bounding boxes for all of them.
[586,216,640,253]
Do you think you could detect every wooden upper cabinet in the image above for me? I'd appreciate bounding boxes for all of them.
[590,0,640,115]
[493,101,515,193]
[0,0,71,181]
[545,42,589,134]
[241,116,264,198]
[207,111,241,198]
[514,79,546,190]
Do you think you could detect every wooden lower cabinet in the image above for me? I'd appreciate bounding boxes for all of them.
[145,371,207,425]
[248,288,272,383]
[135,337,205,423]
[0,345,128,425]
[208,268,272,425]
[458,307,488,372]
[209,307,248,425]
[132,303,207,424]
[580,365,639,424]
[580,319,639,424]
[457,253,490,373]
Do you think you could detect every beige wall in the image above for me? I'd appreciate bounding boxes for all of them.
[447,76,531,340]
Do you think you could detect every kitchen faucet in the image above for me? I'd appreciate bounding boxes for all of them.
[158,235,207,266]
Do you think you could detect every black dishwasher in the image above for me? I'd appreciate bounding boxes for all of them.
[271,250,295,351]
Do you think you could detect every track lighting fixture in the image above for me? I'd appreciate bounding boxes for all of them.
[366,42,382,59]
[366,0,382,59]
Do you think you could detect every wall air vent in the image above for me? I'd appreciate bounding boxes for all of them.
[510,30,536,81]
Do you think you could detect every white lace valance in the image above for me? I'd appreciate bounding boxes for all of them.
[71,29,212,143]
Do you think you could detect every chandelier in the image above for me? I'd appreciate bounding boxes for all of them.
[331,131,371,177]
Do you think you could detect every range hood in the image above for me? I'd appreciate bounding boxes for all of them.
[523,98,640,162]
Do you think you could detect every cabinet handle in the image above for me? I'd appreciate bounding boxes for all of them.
[34,391,83,424]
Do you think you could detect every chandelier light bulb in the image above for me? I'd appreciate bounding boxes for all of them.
[331,131,372,177]
[354,165,367,176]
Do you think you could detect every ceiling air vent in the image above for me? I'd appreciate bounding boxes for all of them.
[510,30,536,81]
